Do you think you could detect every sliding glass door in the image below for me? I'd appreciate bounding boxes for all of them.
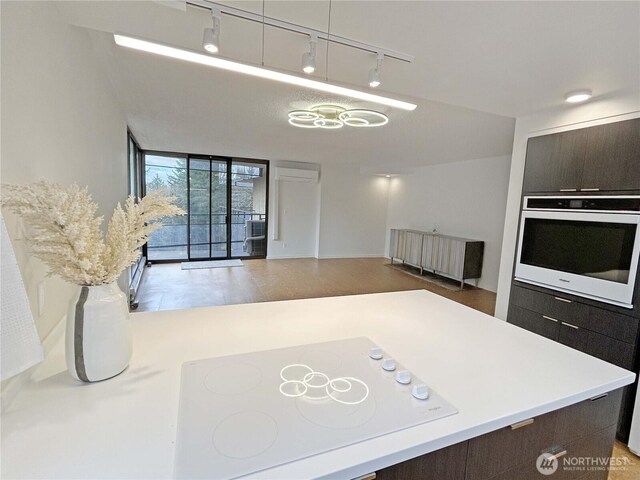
[188,157,228,260]
[144,153,268,262]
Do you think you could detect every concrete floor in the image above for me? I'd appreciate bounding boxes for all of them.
[134,257,639,477]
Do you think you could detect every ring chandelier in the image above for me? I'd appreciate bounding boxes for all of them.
[288,105,389,129]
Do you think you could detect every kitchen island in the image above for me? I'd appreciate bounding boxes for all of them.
[1,290,635,479]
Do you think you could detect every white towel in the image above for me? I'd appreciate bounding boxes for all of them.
[1,213,44,380]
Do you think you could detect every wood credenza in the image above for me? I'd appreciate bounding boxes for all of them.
[389,229,484,287]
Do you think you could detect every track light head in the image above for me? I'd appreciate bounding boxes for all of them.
[302,34,318,75]
[203,8,221,54]
[368,53,384,88]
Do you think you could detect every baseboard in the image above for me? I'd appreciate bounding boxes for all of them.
[266,254,318,260]
[316,254,385,259]
[0,314,65,413]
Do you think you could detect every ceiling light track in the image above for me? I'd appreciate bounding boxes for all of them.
[186,0,414,64]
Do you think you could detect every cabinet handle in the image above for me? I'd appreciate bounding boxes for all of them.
[548,450,568,461]
[554,296,572,304]
[561,321,579,330]
[542,315,559,323]
[559,188,577,192]
[510,418,534,430]
[353,474,376,480]
[590,393,608,402]
[580,188,600,192]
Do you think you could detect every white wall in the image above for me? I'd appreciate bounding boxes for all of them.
[385,156,511,292]
[0,1,127,340]
[494,88,640,319]
[318,163,390,258]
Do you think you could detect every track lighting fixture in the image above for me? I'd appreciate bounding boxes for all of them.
[302,34,318,75]
[368,53,384,88]
[203,8,221,54]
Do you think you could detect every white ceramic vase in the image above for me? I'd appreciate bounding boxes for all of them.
[65,283,132,382]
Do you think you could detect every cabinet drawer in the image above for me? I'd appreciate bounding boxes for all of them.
[558,322,635,369]
[553,389,622,446]
[376,441,467,480]
[466,412,557,480]
[487,425,615,480]
[508,304,559,340]
[511,285,639,344]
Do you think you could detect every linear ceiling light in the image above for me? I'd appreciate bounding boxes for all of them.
[113,33,418,111]
[301,34,317,74]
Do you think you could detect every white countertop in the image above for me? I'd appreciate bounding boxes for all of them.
[1,290,635,479]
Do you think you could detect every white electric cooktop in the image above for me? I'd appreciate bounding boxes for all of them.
[174,337,458,479]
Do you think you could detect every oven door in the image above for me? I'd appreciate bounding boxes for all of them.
[515,210,640,308]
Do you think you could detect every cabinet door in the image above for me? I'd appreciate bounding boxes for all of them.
[523,128,588,193]
[581,118,640,192]
[421,234,435,270]
[404,232,423,267]
[376,441,468,480]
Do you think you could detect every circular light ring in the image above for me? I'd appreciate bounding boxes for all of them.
[288,118,318,129]
[289,110,320,121]
[314,118,343,129]
[280,363,313,381]
[325,377,369,405]
[338,110,388,127]
[310,104,346,116]
[279,380,308,398]
[341,116,370,127]
[328,377,352,393]
[303,371,330,388]
[302,372,329,388]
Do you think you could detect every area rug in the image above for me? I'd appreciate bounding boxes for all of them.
[386,263,464,291]
[181,259,244,270]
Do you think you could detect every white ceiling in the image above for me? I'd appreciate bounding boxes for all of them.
[56,0,639,167]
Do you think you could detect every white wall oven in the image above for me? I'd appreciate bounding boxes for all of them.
[515,196,640,308]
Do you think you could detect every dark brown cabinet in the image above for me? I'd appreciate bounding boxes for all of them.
[523,128,588,193]
[523,118,640,194]
[507,282,639,442]
[370,389,622,480]
[581,118,640,192]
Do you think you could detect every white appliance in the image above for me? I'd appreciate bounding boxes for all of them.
[174,337,458,479]
[515,196,640,308]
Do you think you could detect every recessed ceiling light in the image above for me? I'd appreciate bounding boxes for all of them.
[564,89,592,103]
[114,34,418,111]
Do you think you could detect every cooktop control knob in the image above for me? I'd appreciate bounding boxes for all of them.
[395,370,411,385]
[369,347,383,360]
[412,384,429,400]
[382,358,396,371]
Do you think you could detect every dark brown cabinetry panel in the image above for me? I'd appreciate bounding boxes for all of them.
[375,441,468,480]
[581,118,640,192]
[522,117,640,194]
[375,389,621,480]
[508,304,560,340]
[509,284,639,345]
[558,322,635,370]
[523,128,588,193]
